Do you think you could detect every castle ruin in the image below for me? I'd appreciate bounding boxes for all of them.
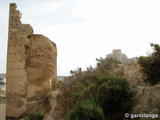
[6,3,57,117]
[107,49,137,64]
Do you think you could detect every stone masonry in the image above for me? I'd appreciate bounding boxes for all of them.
[107,49,137,64]
[6,3,57,117]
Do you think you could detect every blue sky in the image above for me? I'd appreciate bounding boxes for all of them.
[0,0,160,75]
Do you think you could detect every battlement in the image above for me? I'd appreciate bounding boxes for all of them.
[9,3,21,17]
[113,49,121,55]
[10,3,17,9]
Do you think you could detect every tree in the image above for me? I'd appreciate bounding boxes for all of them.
[139,43,160,84]
[65,100,105,120]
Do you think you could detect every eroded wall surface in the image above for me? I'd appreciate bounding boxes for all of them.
[6,3,57,117]
[0,104,6,120]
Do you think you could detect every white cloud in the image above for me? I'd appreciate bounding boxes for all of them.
[19,0,85,26]
[42,1,69,13]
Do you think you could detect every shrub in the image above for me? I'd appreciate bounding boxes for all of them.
[65,75,135,120]
[96,57,121,71]
[65,100,105,120]
[63,57,135,120]
[28,110,43,120]
[97,75,135,120]
[138,43,160,84]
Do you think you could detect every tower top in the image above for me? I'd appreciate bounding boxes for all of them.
[113,49,121,54]
[10,3,17,9]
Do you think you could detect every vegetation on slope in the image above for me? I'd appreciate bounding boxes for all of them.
[139,43,160,84]
[62,58,135,120]
[65,100,105,120]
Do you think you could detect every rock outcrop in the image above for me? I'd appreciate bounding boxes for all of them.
[6,3,57,118]
[133,84,160,113]
[120,61,160,113]
[124,61,146,87]
[43,90,65,120]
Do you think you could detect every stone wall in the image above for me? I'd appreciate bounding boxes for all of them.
[107,49,137,64]
[0,104,6,120]
[6,3,57,118]
[26,34,57,98]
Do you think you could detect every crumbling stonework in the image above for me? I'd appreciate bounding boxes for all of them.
[124,61,146,87]
[133,84,160,114]
[26,34,57,98]
[43,90,65,120]
[107,49,137,64]
[6,3,57,117]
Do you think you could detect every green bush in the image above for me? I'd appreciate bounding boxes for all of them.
[65,100,105,120]
[63,57,135,120]
[97,75,134,120]
[28,110,43,120]
[138,43,160,84]
[65,75,135,120]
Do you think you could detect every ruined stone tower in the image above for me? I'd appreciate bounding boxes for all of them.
[6,3,57,117]
[107,49,135,64]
